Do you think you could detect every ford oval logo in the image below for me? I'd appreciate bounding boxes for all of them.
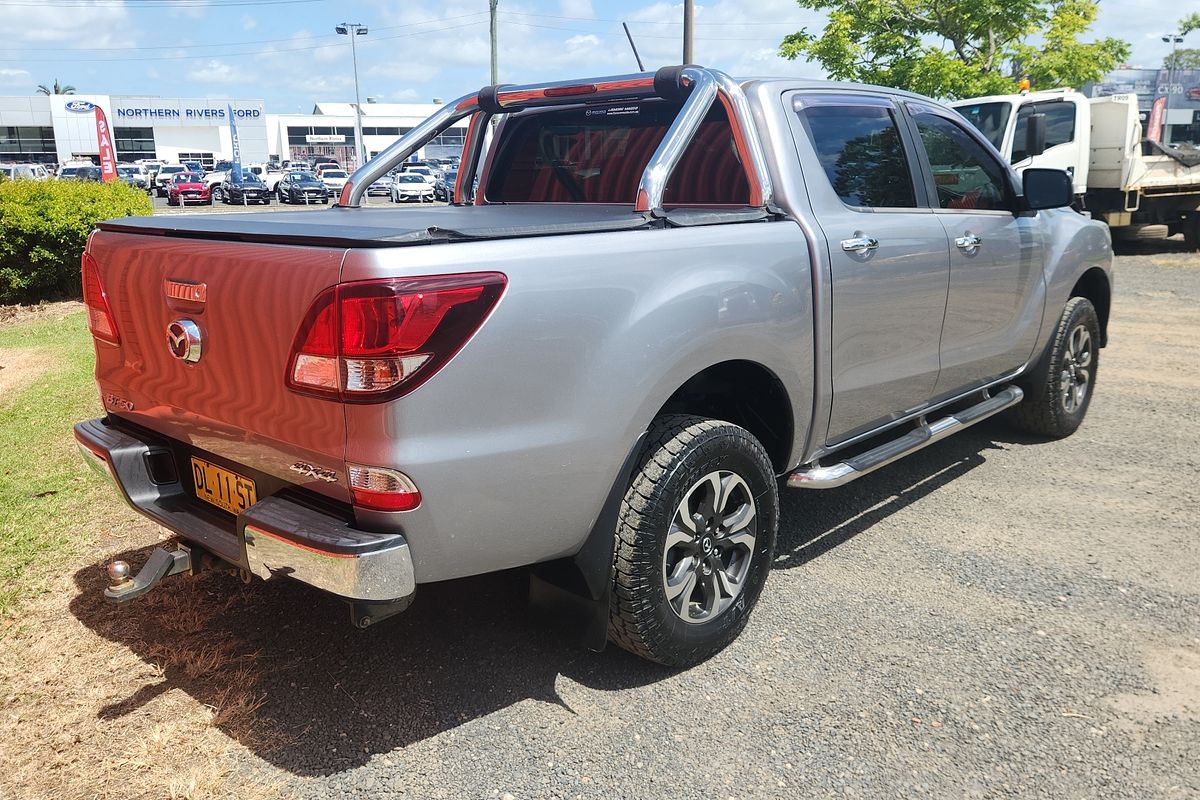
[64,100,96,113]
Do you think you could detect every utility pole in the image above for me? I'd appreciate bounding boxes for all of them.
[336,22,368,169]
[490,0,499,86]
[683,0,694,64]
[1163,32,1185,145]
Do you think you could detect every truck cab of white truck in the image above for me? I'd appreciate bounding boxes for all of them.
[953,89,1091,195]
[952,89,1200,248]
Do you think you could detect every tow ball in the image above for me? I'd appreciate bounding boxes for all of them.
[104,545,193,603]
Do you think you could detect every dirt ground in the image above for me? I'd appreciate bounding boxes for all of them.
[0,244,1196,799]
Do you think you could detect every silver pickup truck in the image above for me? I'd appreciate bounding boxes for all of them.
[75,66,1112,666]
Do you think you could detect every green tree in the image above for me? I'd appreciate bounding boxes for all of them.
[1165,49,1200,70]
[35,79,76,95]
[1180,12,1200,36]
[779,0,1130,100]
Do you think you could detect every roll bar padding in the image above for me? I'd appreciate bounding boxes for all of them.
[654,65,695,101]
[478,84,515,114]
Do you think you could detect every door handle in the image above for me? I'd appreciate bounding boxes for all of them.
[841,236,879,254]
[955,234,982,253]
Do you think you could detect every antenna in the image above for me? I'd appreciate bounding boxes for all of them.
[623,22,645,72]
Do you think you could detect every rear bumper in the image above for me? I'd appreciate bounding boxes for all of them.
[74,417,415,603]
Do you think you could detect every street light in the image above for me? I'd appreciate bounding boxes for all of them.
[1162,33,1185,144]
[336,22,368,169]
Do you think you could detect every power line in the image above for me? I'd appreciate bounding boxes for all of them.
[503,10,803,27]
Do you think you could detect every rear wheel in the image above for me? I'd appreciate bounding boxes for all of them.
[1184,214,1200,252]
[608,415,777,667]
[1011,297,1100,438]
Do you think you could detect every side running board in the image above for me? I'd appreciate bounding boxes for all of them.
[787,386,1024,489]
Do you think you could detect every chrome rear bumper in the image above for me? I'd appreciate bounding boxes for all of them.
[73,417,415,604]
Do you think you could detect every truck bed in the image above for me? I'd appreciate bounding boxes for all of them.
[96,204,666,248]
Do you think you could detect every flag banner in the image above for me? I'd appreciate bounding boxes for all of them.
[228,104,243,183]
[1147,96,1167,144]
[94,107,117,183]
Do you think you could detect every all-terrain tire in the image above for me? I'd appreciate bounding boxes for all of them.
[1010,297,1101,438]
[608,414,778,666]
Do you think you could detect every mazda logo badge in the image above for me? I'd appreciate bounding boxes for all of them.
[167,319,202,363]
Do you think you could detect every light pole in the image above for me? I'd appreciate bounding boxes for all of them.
[1162,33,1184,145]
[336,22,368,169]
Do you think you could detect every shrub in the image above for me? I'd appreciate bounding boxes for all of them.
[0,179,152,304]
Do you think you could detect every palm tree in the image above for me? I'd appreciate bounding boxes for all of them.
[36,80,76,95]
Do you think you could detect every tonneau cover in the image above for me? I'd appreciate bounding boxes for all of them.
[96,203,658,248]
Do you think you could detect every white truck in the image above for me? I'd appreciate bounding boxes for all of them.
[952,89,1200,248]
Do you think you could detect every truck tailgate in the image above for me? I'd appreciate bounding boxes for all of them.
[86,231,351,503]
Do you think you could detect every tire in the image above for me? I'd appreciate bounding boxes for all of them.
[212,187,224,202]
[1010,297,1101,438]
[1184,215,1200,252]
[608,415,778,667]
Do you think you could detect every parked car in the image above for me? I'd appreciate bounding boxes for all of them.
[366,174,393,197]
[117,164,149,191]
[153,164,190,197]
[216,174,271,205]
[56,162,94,179]
[314,161,340,176]
[277,171,329,204]
[182,161,206,177]
[1,163,50,181]
[69,166,104,182]
[432,170,457,202]
[399,164,437,184]
[318,168,349,196]
[165,172,211,206]
[76,66,1112,668]
[390,172,434,202]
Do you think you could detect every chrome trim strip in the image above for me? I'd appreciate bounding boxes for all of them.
[244,524,415,602]
[77,442,116,486]
[787,386,1024,489]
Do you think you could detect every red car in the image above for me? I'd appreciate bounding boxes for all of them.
[166,173,212,206]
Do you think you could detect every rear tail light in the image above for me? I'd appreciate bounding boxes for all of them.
[287,272,506,402]
[81,252,120,344]
[347,464,421,511]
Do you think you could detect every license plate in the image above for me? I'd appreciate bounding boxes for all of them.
[190,456,257,515]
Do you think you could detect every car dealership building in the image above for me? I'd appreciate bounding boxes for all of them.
[0,93,465,170]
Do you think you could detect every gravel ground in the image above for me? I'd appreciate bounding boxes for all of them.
[10,242,1199,799]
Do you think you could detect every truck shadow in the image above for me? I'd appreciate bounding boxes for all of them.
[68,418,1028,777]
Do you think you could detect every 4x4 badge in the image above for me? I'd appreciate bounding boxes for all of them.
[167,319,203,363]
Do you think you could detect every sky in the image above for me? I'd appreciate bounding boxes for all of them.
[0,0,1193,112]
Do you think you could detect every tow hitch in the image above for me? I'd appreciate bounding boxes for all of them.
[104,546,193,603]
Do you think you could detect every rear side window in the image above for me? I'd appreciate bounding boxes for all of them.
[485,100,749,205]
[912,112,1010,211]
[794,102,917,209]
[1011,102,1076,162]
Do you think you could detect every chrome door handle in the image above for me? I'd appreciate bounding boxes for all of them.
[955,234,983,253]
[841,236,879,254]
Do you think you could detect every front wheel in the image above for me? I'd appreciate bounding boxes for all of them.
[608,415,777,667]
[1010,297,1101,438]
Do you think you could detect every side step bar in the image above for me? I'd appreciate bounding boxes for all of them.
[788,386,1024,489]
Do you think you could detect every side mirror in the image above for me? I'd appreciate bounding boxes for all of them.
[1022,167,1073,211]
[1024,112,1047,159]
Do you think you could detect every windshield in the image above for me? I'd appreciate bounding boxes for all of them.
[59,167,80,177]
[118,166,138,175]
[323,170,347,178]
[399,175,425,184]
[953,102,1012,151]
[174,174,199,183]
[161,166,185,174]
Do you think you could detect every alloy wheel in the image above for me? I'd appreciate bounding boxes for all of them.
[1060,324,1093,413]
[662,470,757,624]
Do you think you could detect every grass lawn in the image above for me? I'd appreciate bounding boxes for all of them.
[0,310,112,619]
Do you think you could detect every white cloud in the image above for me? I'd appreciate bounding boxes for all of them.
[0,68,32,87]
[242,15,257,31]
[187,60,240,84]
[0,0,131,46]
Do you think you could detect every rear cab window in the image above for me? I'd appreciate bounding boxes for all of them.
[484,99,750,206]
